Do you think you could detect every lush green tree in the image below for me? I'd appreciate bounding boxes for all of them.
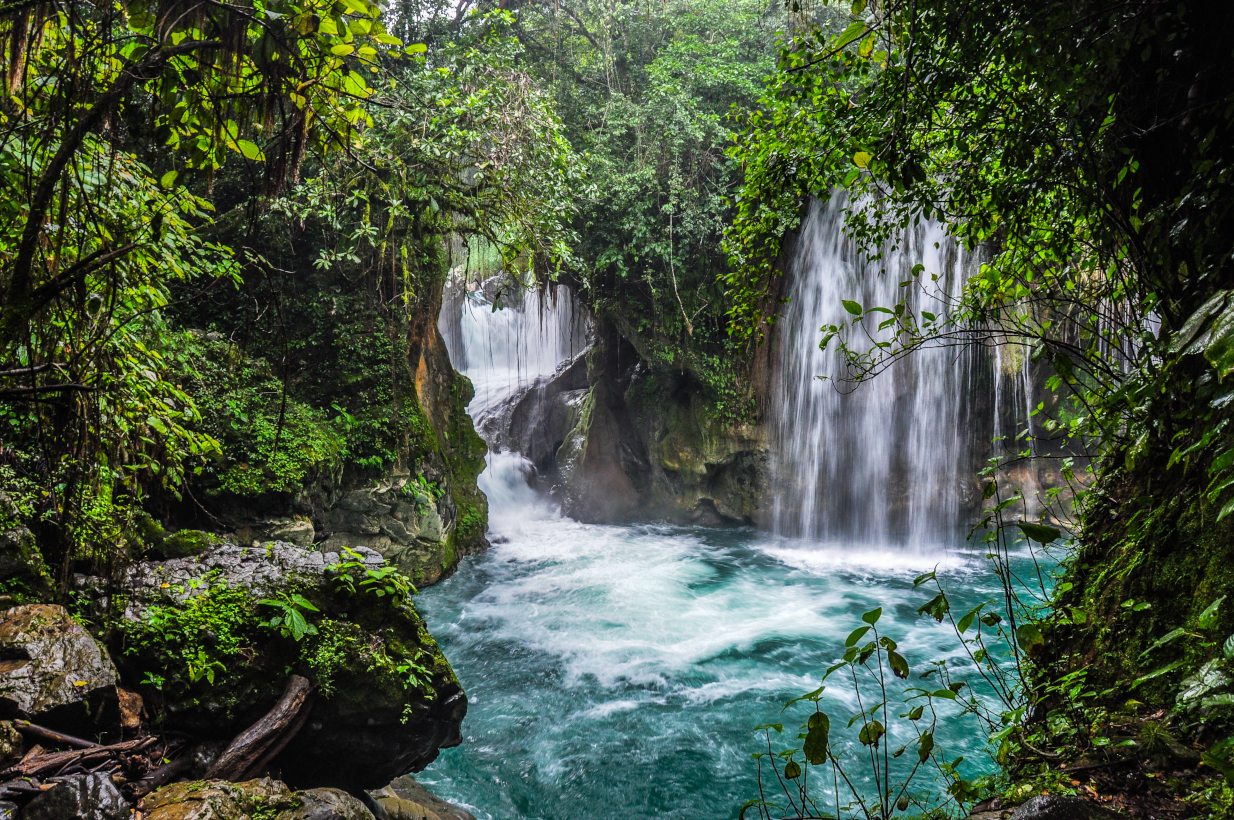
[498,0,782,413]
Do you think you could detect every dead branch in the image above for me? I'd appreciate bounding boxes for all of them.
[206,674,313,781]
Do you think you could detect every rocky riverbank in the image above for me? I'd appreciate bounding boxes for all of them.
[0,499,473,819]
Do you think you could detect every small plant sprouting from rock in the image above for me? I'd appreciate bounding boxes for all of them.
[327,548,419,602]
[258,594,321,641]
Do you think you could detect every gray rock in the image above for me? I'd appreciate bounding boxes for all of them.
[119,541,384,620]
[0,604,118,731]
[319,480,449,582]
[371,776,475,820]
[255,517,316,547]
[21,773,131,820]
[290,788,376,820]
[1008,795,1127,820]
[141,777,297,820]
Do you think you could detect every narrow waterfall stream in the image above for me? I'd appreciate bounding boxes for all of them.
[415,232,1036,819]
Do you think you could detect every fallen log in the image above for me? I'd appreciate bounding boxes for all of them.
[12,720,99,749]
[206,674,313,782]
[128,754,195,798]
[1,736,157,779]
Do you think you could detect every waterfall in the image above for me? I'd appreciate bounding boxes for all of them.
[439,274,590,514]
[440,276,589,428]
[769,197,983,546]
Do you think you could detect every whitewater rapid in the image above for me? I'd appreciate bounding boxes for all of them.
[415,454,1012,820]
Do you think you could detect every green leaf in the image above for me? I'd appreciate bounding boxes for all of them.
[235,139,265,161]
[783,687,824,710]
[1225,634,1234,659]
[1198,596,1226,629]
[1140,627,1188,657]
[330,44,355,56]
[957,612,975,634]
[1132,659,1186,689]
[851,0,866,13]
[908,705,924,720]
[918,731,934,762]
[1018,522,1061,544]
[862,607,883,625]
[913,571,936,587]
[288,594,318,611]
[918,592,949,622]
[853,151,872,169]
[160,170,178,189]
[783,760,801,779]
[846,625,871,646]
[842,299,864,315]
[803,720,829,764]
[833,21,869,51]
[982,481,997,499]
[858,720,885,747]
[888,649,909,679]
[980,612,1002,627]
[1015,623,1044,655]
[406,42,428,54]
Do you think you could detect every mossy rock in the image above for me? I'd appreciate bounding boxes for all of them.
[114,541,466,792]
[141,778,300,820]
[158,529,222,559]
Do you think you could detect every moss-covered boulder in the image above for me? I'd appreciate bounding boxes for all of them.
[158,529,224,559]
[140,778,301,820]
[114,541,466,791]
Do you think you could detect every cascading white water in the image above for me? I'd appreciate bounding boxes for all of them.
[418,221,1039,820]
[439,278,589,424]
[769,197,980,546]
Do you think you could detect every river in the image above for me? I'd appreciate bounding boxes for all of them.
[416,208,1044,819]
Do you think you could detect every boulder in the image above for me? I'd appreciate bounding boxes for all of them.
[319,481,451,585]
[370,776,475,820]
[475,350,590,473]
[0,604,117,732]
[237,517,316,548]
[1007,795,1127,820]
[20,772,131,820]
[288,788,375,820]
[141,777,298,820]
[158,529,222,559]
[115,541,466,792]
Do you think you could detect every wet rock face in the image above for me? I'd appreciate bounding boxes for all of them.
[1006,795,1126,820]
[290,788,376,820]
[319,480,450,585]
[371,775,476,820]
[141,778,382,820]
[21,773,130,820]
[118,541,467,792]
[0,604,118,732]
[538,328,767,526]
[477,351,590,474]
